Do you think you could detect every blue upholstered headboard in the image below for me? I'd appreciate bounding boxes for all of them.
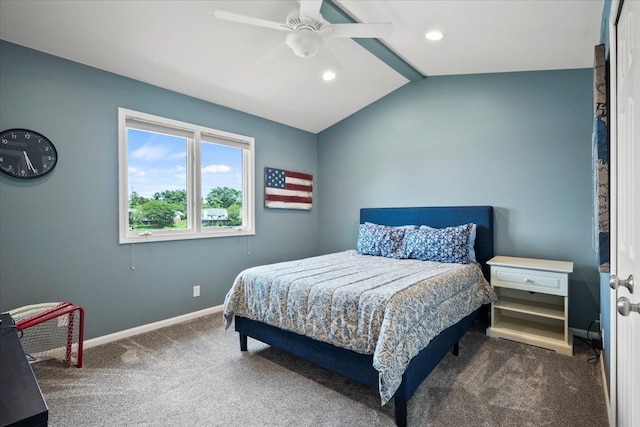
[360,206,494,279]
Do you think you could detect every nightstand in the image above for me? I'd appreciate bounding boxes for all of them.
[486,255,574,356]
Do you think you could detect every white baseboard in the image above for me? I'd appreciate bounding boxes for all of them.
[599,352,612,427]
[84,305,223,349]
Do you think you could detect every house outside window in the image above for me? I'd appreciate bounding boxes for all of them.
[118,108,255,243]
[202,208,228,227]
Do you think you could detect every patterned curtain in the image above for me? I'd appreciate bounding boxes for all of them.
[593,44,609,272]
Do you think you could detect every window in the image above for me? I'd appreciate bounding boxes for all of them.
[118,108,254,243]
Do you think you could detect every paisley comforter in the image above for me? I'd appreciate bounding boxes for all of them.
[223,250,495,404]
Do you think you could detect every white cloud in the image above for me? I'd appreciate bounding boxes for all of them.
[131,144,170,162]
[128,165,146,177]
[202,164,231,174]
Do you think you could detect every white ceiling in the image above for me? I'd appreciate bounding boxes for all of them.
[0,0,603,134]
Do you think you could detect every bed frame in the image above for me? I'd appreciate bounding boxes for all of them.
[234,206,494,426]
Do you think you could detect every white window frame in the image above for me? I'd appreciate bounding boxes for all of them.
[118,108,255,244]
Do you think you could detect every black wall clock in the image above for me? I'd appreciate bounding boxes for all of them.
[0,129,58,179]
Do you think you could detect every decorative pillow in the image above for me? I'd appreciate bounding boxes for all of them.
[357,223,409,258]
[420,223,477,261]
[402,223,474,263]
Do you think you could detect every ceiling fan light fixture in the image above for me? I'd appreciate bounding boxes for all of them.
[286,29,323,58]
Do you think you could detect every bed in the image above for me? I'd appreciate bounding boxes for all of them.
[223,206,494,426]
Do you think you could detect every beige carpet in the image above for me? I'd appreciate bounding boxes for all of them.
[31,314,608,426]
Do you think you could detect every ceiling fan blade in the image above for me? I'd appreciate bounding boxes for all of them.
[214,10,290,32]
[328,23,393,39]
[299,0,323,19]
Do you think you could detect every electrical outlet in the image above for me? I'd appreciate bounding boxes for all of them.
[193,285,200,297]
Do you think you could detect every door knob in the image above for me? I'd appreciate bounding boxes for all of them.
[610,274,634,293]
[617,296,640,316]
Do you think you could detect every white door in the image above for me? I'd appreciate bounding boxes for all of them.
[611,0,640,426]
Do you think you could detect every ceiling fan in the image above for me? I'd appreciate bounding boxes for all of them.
[214,0,392,60]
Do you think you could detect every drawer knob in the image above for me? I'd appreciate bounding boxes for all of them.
[524,278,534,284]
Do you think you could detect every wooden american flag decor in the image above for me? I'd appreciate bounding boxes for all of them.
[264,167,313,210]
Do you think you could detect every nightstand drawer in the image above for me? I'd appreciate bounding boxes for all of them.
[491,266,568,296]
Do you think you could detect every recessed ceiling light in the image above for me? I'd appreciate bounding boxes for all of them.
[425,31,444,41]
[322,70,336,82]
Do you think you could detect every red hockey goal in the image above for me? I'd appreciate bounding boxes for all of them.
[9,302,84,368]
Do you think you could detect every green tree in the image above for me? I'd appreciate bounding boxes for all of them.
[227,204,242,226]
[130,208,146,227]
[206,187,241,209]
[140,200,179,228]
[153,190,187,213]
[129,191,149,208]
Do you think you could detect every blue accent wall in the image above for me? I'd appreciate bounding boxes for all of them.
[317,69,600,330]
[0,41,318,339]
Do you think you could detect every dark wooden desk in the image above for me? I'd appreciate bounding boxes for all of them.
[0,313,48,427]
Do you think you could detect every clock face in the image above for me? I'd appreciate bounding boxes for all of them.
[0,129,58,179]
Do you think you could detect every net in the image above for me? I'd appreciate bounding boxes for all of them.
[9,302,84,367]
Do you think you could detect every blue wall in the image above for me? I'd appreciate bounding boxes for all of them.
[0,40,601,339]
[317,70,600,331]
[0,41,318,339]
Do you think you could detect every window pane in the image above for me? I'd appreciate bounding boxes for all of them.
[200,141,243,228]
[119,107,254,243]
[127,128,188,232]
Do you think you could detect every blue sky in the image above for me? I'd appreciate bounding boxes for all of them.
[127,129,242,199]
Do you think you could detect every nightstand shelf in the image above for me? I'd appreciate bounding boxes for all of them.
[491,315,566,344]
[494,294,565,320]
[486,256,574,356]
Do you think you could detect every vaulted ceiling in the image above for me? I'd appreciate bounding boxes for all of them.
[0,0,603,133]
